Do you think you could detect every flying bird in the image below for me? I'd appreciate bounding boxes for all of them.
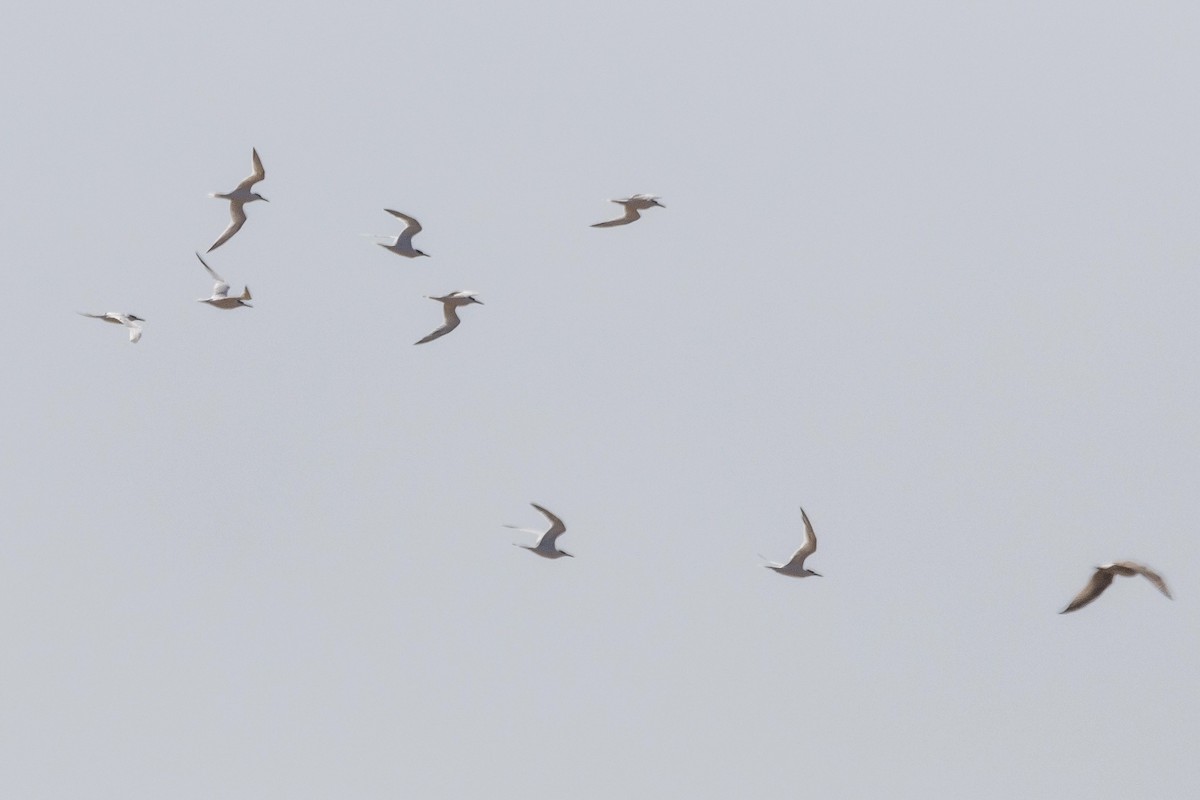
[1060,562,1173,614]
[80,312,145,343]
[505,503,572,559]
[414,291,482,345]
[591,194,665,228]
[194,252,252,309]
[372,209,429,258]
[207,148,268,253]
[761,507,822,578]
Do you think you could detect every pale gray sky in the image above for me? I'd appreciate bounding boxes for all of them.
[1,1,1197,797]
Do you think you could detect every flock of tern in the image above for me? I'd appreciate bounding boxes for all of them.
[81,149,1173,616]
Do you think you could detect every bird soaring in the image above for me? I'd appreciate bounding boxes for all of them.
[591,194,665,228]
[375,209,429,258]
[505,503,572,559]
[79,312,145,343]
[207,148,268,253]
[1060,562,1172,614]
[414,291,482,345]
[761,507,822,578]
[194,252,252,309]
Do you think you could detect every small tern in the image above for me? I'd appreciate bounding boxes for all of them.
[591,194,665,228]
[761,507,823,578]
[207,148,268,253]
[80,312,145,343]
[194,252,252,309]
[373,209,429,258]
[414,291,482,345]
[1060,562,1173,614]
[505,503,572,559]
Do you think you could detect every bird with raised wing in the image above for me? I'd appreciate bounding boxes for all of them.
[761,507,822,578]
[80,312,145,343]
[591,194,665,228]
[505,503,572,559]
[414,291,482,345]
[1060,562,1172,614]
[373,209,429,258]
[207,148,268,253]
[194,252,252,309]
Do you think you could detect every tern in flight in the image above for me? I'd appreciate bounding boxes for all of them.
[1060,562,1172,614]
[207,148,268,253]
[761,507,822,578]
[80,312,145,343]
[372,209,429,258]
[591,194,665,228]
[194,252,252,309]
[414,291,482,345]
[505,503,572,559]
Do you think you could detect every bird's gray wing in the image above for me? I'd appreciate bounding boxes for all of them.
[384,209,423,242]
[590,206,640,228]
[1061,568,1115,614]
[235,148,265,191]
[1118,562,1173,600]
[126,322,143,343]
[194,252,230,296]
[797,507,818,559]
[207,203,247,253]
[414,305,461,345]
[530,503,567,543]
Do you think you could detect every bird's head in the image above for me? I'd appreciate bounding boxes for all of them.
[127,315,146,322]
[809,570,822,577]
[651,199,665,208]
[253,193,269,203]
[560,550,574,558]
[468,296,483,305]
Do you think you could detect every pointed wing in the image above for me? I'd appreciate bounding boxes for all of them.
[591,206,640,228]
[384,209,422,238]
[126,322,143,343]
[777,507,818,569]
[414,304,461,345]
[234,148,265,192]
[529,503,566,544]
[207,202,248,253]
[1116,562,1173,600]
[798,507,818,557]
[1061,568,1115,614]
[194,252,230,296]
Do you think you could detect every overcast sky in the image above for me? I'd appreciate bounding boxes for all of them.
[1,2,1197,797]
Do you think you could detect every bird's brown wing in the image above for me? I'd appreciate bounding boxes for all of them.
[1061,568,1115,614]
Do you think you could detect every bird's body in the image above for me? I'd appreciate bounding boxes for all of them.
[375,209,429,258]
[505,503,572,559]
[80,312,145,343]
[194,252,252,309]
[591,194,665,228]
[414,291,482,345]
[1061,561,1172,614]
[762,507,822,578]
[207,148,268,253]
